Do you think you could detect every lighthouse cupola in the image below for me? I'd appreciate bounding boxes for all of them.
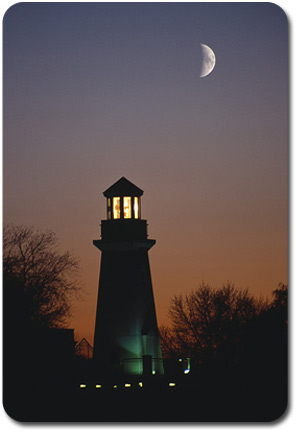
[103,176,143,220]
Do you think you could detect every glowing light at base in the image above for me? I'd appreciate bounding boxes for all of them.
[95,385,102,388]
[184,357,191,374]
[124,383,131,388]
[169,382,176,387]
[80,384,87,388]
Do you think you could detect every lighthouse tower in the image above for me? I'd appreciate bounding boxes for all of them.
[93,177,163,376]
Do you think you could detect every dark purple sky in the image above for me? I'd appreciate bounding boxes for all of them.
[3,3,288,344]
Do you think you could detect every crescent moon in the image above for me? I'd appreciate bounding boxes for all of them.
[200,44,216,78]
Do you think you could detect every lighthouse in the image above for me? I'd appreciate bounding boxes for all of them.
[93,177,164,377]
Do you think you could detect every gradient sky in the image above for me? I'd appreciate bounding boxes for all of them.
[3,2,288,345]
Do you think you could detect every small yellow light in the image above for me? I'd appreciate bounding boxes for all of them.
[123,197,132,219]
[80,384,86,389]
[178,358,182,362]
[139,382,143,387]
[113,197,121,219]
[152,370,156,375]
[169,382,176,387]
[95,384,102,388]
[184,369,190,374]
[113,385,117,389]
[134,197,139,219]
[124,383,131,388]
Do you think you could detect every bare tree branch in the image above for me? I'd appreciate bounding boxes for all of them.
[3,224,83,328]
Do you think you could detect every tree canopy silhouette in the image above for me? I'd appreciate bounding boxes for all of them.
[160,282,286,369]
[3,224,82,329]
[160,282,287,421]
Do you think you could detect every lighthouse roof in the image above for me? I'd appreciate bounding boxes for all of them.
[103,177,144,198]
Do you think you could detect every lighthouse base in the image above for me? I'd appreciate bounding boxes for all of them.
[93,242,164,377]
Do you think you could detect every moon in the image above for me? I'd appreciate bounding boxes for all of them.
[200,44,216,78]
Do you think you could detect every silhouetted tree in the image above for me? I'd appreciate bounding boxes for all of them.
[3,224,82,329]
[160,282,269,367]
[271,282,287,323]
[239,282,288,374]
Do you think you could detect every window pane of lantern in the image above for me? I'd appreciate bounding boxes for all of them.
[107,198,111,219]
[123,196,131,219]
[113,197,120,219]
[134,197,139,219]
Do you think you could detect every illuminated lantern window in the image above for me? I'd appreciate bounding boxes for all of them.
[107,198,111,220]
[134,197,139,219]
[123,197,132,219]
[113,197,121,219]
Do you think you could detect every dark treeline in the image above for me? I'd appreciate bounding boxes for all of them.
[3,224,83,420]
[160,282,288,421]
